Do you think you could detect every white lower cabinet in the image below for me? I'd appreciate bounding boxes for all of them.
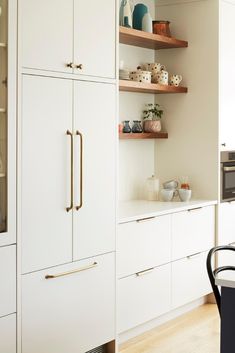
[118,263,171,333]
[21,252,115,353]
[0,245,16,318]
[0,314,16,353]
[172,251,211,309]
[218,202,235,246]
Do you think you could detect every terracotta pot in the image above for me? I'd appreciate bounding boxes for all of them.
[144,120,161,133]
[152,21,171,37]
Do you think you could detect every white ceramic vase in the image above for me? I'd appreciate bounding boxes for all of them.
[142,12,153,33]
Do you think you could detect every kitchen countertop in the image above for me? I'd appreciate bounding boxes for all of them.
[216,271,235,289]
[119,199,217,223]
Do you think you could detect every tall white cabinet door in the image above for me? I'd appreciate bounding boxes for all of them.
[73,81,116,260]
[74,0,116,79]
[0,314,16,353]
[20,0,73,73]
[22,253,115,353]
[21,75,73,273]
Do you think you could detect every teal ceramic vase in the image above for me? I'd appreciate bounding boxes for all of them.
[133,3,148,30]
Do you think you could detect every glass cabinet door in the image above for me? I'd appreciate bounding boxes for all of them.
[0,0,16,245]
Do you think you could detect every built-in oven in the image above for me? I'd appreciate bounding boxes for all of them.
[221,151,235,202]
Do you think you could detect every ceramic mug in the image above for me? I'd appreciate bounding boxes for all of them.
[160,188,178,202]
[152,70,168,85]
[169,74,183,87]
[179,189,192,202]
[129,70,151,83]
[141,63,166,74]
[163,180,179,189]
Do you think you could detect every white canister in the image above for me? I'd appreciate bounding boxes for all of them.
[146,175,160,201]
[142,12,153,33]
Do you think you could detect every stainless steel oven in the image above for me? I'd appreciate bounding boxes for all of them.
[221,151,235,202]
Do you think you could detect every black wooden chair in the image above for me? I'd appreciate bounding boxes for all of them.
[207,245,235,316]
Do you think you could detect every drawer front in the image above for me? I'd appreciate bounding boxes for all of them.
[217,241,235,267]
[118,263,171,333]
[117,214,171,278]
[172,251,211,309]
[0,245,16,317]
[22,253,115,353]
[218,202,235,245]
[0,314,16,353]
[172,206,215,261]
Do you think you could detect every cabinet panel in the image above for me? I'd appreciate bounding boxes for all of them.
[172,206,215,261]
[21,75,73,273]
[74,0,116,78]
[73,81,116,260]
[22,253,115,353]
[172,252,211,309]
[118,263,171,333]
[117,215,171,278]
[218,202,235,246]
[20,0,73,73]
[0,314,16,353]
[0,245,16,317]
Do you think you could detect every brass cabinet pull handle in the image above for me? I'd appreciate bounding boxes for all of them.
[66,130,74,212]
[187,252,201,260]
[136,216,155,223]
[188,207,202,212]
[136,267,154,277]
[66,62,76,69]
[75,130,83,211]
[45,262,98,279]
[76,63,83,70]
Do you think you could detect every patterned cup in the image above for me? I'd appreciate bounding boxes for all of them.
[169,74,183,87]
[152,70,168,85]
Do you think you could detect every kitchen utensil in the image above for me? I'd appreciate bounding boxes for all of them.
[146,175,159,201]
[119,0,134,28]
[152,21,171,37]
[163,180,179,189]
[130,70,151,83]
[170,74,183,87]
[133,3,148,30]
[142,11,152,33]
[179,188,192,202]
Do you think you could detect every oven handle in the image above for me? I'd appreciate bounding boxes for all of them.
[224,166,235,172]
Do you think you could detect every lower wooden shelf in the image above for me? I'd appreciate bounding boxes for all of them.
[119,132,168,140]
[119,80,188,94]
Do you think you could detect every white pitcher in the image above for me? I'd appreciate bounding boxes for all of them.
[120,0,134,28]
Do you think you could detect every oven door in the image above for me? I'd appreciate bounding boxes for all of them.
[222,162,235,201]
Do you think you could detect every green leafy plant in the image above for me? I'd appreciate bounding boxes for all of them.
[143,103,163,120]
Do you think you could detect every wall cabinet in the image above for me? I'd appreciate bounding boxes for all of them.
[22,252,115,353]
[0,314,16,353]
[20,0,116,79]
[21,75,116,273]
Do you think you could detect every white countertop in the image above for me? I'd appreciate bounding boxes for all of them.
[119,199,217,223]
[216,271,235,289]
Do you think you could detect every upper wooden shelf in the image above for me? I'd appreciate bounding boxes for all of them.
[119,26,188,50]
[119,80,188,94]
[119,132,168,140]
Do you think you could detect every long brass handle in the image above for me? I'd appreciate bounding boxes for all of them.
[75,130,83,211]
[187,252,201,260]
[136,267,154,277]
[45,262,98,279]
[188,207,202,212]
[66,130,74,212]
[136,216,156,223]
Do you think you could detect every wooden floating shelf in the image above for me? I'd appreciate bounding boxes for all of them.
[119,26,188,50]
[119,132,168,140]
[0,43,7,48]
[119,80,188,94]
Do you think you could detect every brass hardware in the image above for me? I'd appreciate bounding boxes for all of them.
[66,130,74,212]
[75,130,83,211]
[66,62,76,69]
[224,166,235,172]
[136,216,155,223]
[76,64,83,70]
[45,262,98,279]
[187,252,201,260]
[136,267,154,277]
[188,207,202,212]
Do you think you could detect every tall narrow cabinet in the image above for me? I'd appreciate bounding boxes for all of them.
[18,1,117,352]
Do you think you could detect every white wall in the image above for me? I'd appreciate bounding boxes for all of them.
[154,0,219,199]
[119,0,156,201]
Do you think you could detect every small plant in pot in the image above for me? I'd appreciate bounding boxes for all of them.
[143,103,163,133]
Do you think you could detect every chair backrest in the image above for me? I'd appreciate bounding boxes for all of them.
[207,245,235,317]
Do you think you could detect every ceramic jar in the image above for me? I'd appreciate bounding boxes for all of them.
[152,21,171,37]
[123,121,131,133]
[133,3,148,30]
[143,120,161,133]
[129,70,151,83]
[146,175,160,201]
[152,70,168,85]
[169,74,183,87]
[132,121,143,133]
[142,12,152,33]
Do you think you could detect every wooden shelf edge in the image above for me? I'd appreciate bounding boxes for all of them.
[119,132,168,140]
[119,26,188,50]
[119,80,188,94]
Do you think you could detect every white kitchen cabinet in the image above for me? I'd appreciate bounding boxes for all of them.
[21,76,116,273]
[21,252,115,353]
[218,202,235,246]
[0,314,16,353]
[21,75,73,273]
[73,0,116,79]
[117,214,171,278]
[118,263,171,333]
[172,206,215,261]
[73,81,116,261]
[172,251,211,309]
[0,245,16,318]
[20,0,116,79]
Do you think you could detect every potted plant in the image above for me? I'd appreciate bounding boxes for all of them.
[143,103,163,133]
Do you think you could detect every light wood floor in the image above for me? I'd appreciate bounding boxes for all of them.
[119,304,220,353]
